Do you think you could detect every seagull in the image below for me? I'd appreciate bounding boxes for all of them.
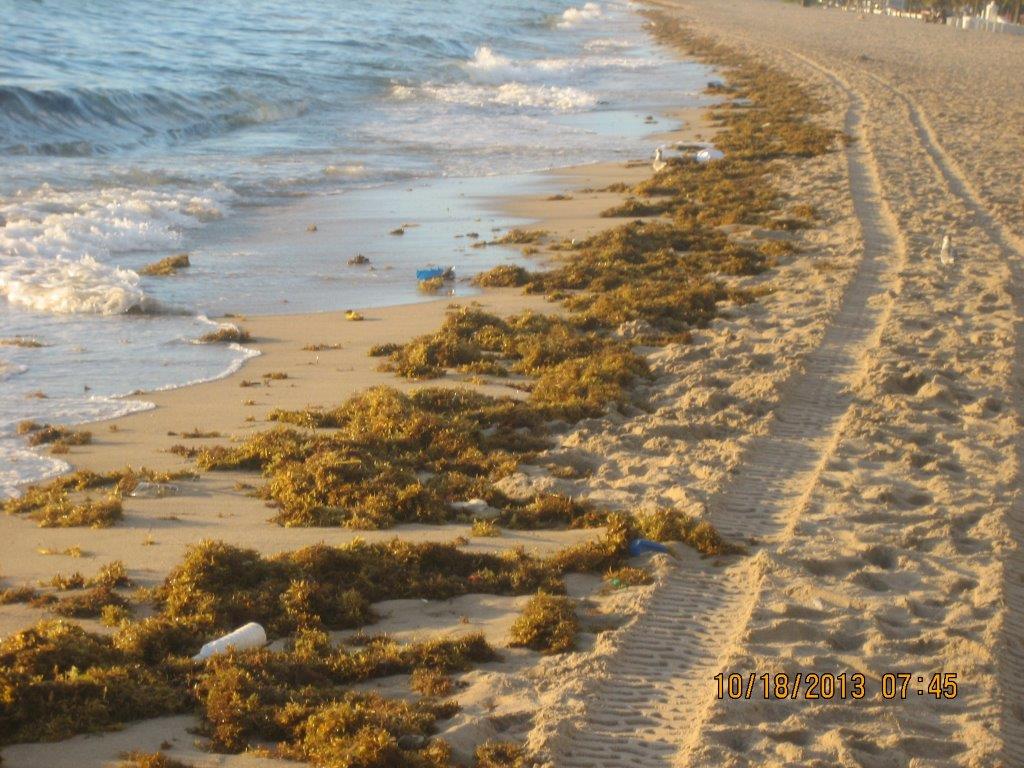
[939,232,955,266]
[652,147,667,173]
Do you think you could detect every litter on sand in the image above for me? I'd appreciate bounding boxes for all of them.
[450,498,501,519]
[628,538,675,557]
[416,266,454,281]
[193,622,267,661]
[129,482,179,499]
[695,148,725,163]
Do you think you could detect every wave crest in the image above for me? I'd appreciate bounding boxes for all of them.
[0,84,308,156]
[558,3,603,29]
[399,82,596,112]
[0,254,159,315]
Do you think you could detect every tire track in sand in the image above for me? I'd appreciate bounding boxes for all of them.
[808,57,1024,766]
[543,55,902,768]
[864,70,1024,768]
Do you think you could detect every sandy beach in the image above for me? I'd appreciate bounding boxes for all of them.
[2,1,1023,766]
[526,2,1024,766]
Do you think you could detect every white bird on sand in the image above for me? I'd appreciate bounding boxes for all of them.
[939,232,955,266]
[652,147,667,173]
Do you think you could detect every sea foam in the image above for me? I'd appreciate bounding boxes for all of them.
[0,185,229,261]
[465,46,651,82]
[558,2,603,28]
[0,361,28,381]
[0,254,153,315]
[416,82,597,112]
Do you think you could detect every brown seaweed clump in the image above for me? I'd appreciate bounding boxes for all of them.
[201,387,546,527]
[471,265,532,288]
[195,633,490,755]
[197,325,252,344]
[139,254,190,276]
[17,421,92,447]
[492,228,547,245]
[418,276,445,294]
[475,741,531,768]
[508,592,579,655]
[153,539,560,635]
[0,337,47,348]
[0,509,741,751]
[0,621,190,745]
[3,467,193,528]
[118,753,194,768]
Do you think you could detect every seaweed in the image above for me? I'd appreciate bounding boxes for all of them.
[222,387,543,527]
[17,421,92,447]
[381,307,646,412]
[0,621,189,745]
[474,741,530,768]
[0,337,46,348]
[195,633,492,755]
[603,566,654,589]
[51,586,130,619]
[492,228,547,245]
[472,265,532,288]
[471,519,500,537]
[418,277,445,294]
[368,342,402,357]
[179,429,222,438]
[508,592,579,654]
[0,587,41,605]
[33,497,122,528]
[289,695,451,768]
[36,546,84,557]
[410,668,454,697]
[4,467,192,528]
[198,325,251,344]
[139,254,190,277]
[154,539,560,635]
[303,343,344,351]
[117,753,194,768]
[92,560,131,588]
[529,349,648,418]
[634,508,746,557]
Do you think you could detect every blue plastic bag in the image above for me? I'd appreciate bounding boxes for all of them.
[627,538,672,557]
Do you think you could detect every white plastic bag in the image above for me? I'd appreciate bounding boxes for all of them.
[193,622,267,661]
[695,148,725,164]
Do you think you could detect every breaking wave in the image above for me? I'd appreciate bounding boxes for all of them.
[557,2,603,28]
[0,254,163,315]
[0,84,310,156]
[397,81,597,112]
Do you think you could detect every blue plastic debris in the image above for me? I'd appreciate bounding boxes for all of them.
[416,266,452,281]
[627,538,672,557]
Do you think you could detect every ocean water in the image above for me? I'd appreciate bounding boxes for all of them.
[0,0,712,494]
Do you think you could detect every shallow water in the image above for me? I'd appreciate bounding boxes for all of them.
[0,0,712,493]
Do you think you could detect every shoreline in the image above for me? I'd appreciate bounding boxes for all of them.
[2,103,713,497]
[0,106,715,630]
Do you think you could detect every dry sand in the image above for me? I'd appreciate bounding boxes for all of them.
[4,2,1023,765]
